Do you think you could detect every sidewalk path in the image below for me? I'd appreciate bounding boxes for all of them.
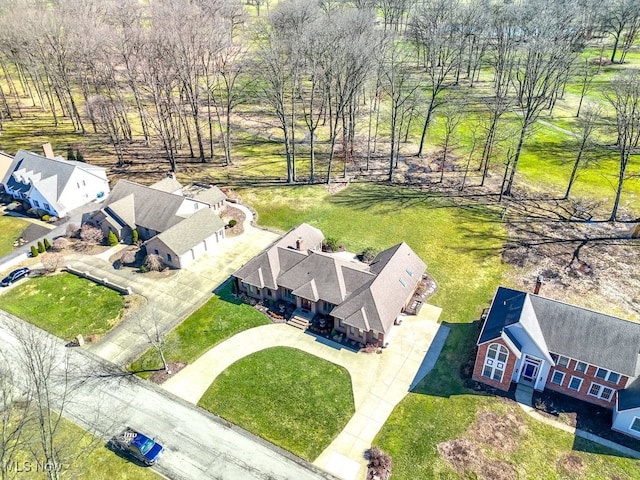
[163,304,447,480]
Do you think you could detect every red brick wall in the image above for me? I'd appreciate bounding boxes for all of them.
[472,339,517,392]
[544,360,627,409]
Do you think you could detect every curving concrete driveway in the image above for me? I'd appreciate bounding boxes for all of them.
[68,204,279,366]
[162,305,449,480]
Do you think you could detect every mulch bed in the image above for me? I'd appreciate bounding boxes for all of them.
[149,362,187,384]
[532,389,640,452]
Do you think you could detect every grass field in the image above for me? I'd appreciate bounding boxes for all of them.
[129,282,271,377]
[0,215,29,257]
[198,347,354,462]
[0,272,124,340]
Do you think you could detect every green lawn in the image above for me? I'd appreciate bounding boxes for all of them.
[129,282,271,377]
[0,215,29,257]
[198,347,354,461]
[0,272,124,340]
[377,394,639,479]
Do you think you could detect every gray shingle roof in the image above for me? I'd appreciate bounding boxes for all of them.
[2,150,106,210]
[151,208,225,255]
[191,185,226,205]
[618,377,640,411]
[100,180,188,233]
[150,176,183,193]
[479,286,640,377]
[234,225,426,336]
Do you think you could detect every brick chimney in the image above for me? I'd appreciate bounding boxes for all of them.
[295,237,303,251]
[534,275,543,295]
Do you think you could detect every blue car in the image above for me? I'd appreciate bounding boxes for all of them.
[110,428,164,466]
[1,267,30,287]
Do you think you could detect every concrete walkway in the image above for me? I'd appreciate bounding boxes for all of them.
[516,390,640,460]
[163,304,447,480]
[66,203,279,366]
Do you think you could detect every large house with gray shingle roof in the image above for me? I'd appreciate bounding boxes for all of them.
[89,178,226,269]
[1,148,109,217]
[233,224,427,347]
[473,286,640,439]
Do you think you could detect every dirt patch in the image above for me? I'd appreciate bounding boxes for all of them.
[467,411,527,454]
[149,362,187,384]
[324,181,350,195]
[557,453,586,478]
[437,438,517,480]
[501,199,640,320]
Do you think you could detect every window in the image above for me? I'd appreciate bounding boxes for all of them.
[358,329,363,338]
[399,277,407,287]
[588,383,615,401]
[338,319,344,328]
[33,200,39,207]
[631,417,640,433]
[595,368,620,383]
[568,376,583,391]
[154,249,159,255]
[575,361,588,373]
[406,267,413,276]
[82,180,86,186]
[550,370,565,385]
[44,203,50,211]
[194,203,199,210]
[266,289,272,297]
[556,355,570,368]
[167,253,172,262]
[482,343,509,383]
[77,182,80,189]
[349,326,355,335]
[372,331,378,340]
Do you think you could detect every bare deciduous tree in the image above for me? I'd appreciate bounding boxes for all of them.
[79,224,103,245]
[143,254,164,272]
[41,253,64,274]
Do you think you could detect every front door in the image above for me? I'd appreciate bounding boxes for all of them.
[521,358,540,383]
[301,298,312,310]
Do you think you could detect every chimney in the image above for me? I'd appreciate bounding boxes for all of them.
[295,237,303,251]
[534,275,543,295]
[42,143,55,159]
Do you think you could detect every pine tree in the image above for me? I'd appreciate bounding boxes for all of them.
[37,241,45,253]
[30,245,39,257]
[131,229,139,245]
[108,230,119,246]
[43,238,51,250]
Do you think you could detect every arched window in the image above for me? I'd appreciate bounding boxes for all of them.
[482,343,509,382]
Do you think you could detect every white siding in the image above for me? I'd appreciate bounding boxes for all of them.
[612,407,640,439]
[57,168,109,216]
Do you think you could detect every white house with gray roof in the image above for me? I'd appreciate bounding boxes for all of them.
[233,224,427,347]
[89,178,226,269]
[1,148,109,217]
[473,286,640,439]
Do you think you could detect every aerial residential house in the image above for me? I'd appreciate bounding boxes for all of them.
[233,223,427,346]
[89,178,226,269]
[0,146,109,217]
[473,286,640,439]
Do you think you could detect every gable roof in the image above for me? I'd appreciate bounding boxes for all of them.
[150,208,225,255]
[150,176,183,193]
[2,150,107,210]
[191,185,226,205]
[100,179,188,233]
[479,286,640,377]
[331,242,426,334]
[618,377,640,411]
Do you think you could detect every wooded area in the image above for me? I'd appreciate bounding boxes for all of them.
[0,0,638,219]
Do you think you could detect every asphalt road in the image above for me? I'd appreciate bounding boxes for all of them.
[0,312,336,480]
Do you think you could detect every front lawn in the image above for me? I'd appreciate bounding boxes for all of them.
[0,215,29,257]
[376,393,639,479]
[198,347,354,461]
[0,272,124,340]
[129,282,270,376]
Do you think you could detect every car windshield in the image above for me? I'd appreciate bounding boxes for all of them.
[139,437,155,455]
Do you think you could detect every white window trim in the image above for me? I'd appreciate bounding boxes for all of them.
[595,368,621,384]
[587,382,614,401]
[568,376,583,392]
[630,417,640,433]
[557,355,570,368]
[482,343,509,383]
[550,370,565,385]
[574,361,589,373]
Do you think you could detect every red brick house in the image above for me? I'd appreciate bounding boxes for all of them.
[473,286,640,439]
[233,224,427,347]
